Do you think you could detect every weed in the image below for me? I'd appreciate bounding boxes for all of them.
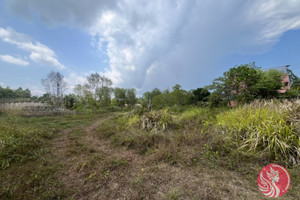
[85,172,97,183]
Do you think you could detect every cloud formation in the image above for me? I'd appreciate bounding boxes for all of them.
[0,54,29,66]
[6,0,300,92]
[0,27,65,69]
[5,0,116,27]
[90,0,300,91]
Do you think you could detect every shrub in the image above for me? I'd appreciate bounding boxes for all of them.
[216,100,300,165]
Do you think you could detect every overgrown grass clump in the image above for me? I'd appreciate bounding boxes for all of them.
[128,109,177,132]
[216,101,300,165]
[179,107,214,126]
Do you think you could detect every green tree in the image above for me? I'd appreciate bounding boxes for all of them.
[74,73,113,109]
[207,63,284,106]
[96,86,112,107]
[152,85,192,108]
[143,88,162,108]
[114,88,127,107]
[191,88,210,103]
[254,69,284,99]
[172,84,181,91]
[64,94,77,109]
[126,88,136,107]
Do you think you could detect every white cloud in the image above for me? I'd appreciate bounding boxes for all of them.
[0,27,65,69]
[5,0,300,92]
[24,84,45,96]
[64,72,86,93]
[5,0,116,27]
[89,0,300,91]
[0,54,29,66]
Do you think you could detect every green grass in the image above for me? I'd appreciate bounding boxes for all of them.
[0,113,102,199]
[0,114,100,169]
[1,102,300,199]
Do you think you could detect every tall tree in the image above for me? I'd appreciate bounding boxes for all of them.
[207,63,285,106]
[41,71,66,106]
[143,88,162,108]
[126,88,136,107]
[86,73,113,101]
[114,88,127,107]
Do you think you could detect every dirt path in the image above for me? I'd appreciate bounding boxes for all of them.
[50,114,269,200]
[51,115,147,199]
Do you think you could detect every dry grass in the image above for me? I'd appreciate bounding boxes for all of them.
[1,103,299,199]
[0,102,73,116]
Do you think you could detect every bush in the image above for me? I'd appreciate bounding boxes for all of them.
[216,100,300,165]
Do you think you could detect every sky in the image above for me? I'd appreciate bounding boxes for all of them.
[1,0,300,96]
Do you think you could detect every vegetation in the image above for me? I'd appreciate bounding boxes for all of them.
[1,64,300,199]
[0,86,31,100]
[216,100,300,165]
[207,63,288,106]
[41,71,66,107]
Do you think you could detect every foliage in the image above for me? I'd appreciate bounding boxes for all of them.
[190,88,210,103]
[86,73,113,102]
[207,63,285,106]
[288,68,300,89]
[73,73,113,111]
[41,71,66,107]
[284,88,299,98]
[216,100,300,165]
[255,69,284,99]
[207,90,228,107]
[0,86,31,99]
[64,94,77,109]
[126,88,137,106]
[114,88,136,107]
[114,88,127,107]
[152,85,193,109]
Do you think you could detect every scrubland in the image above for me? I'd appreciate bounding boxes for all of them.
[1,100,299,199]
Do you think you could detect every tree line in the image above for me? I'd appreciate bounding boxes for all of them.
[0,86,31,99]
[1,63,300,110]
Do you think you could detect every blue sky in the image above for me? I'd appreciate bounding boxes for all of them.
[0,0,300,96]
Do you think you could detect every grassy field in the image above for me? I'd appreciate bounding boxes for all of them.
[0,101,299,199]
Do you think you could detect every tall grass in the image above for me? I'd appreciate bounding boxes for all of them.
[179,107,216,127]
[216,100,300,165]
[128,109,177,132]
